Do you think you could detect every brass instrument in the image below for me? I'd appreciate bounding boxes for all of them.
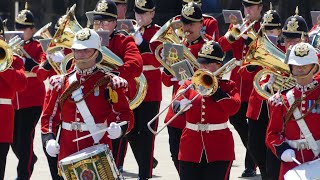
[34,22,53,39]
[51,4,146,109]
[148,58,237,135]
[0,39,13,72]
[244,33,295,99]
[225,17,257,43]
[151,18,200,76]
[7,35,33,59]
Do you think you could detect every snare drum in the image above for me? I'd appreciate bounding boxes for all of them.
[284,158,320,180]
[59,144,122,180]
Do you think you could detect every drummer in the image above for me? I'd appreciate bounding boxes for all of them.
[40,28,134,162]
[266,42,320,179]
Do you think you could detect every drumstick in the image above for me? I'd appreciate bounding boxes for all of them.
[72,121,127,142]
[292,157,301,165]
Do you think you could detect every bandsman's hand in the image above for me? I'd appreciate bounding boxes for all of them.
[111,76,128,91]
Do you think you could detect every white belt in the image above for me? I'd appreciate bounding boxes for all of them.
[186,122,228,132]
[25,71,37,78]
[234,60,243,66]
[143,65,159,71]
[0,98,12,105]
[62,122,106,132]
[286,139,320,151]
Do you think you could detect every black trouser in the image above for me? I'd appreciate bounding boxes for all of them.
[167,126,183,173]
[247,101,269,179]
[0,143,10,180]
[229,102,255,170]
[266,148,280,180]
[180,152,232,180]
[112,136,128,169]
[127,101,160,180]
[11,106,41,180]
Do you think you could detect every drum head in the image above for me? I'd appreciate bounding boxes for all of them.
[59,144,109,165]
[284,158,320,180]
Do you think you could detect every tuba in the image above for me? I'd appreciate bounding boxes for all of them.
[0,40,13,72]
[151,18,200,76]
[244,33,295,99]
[148,58,236,135]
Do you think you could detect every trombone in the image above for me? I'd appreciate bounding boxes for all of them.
[147,58,236,135]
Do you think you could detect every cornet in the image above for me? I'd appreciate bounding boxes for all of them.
[148,59,236,135]
[225,15,257,43]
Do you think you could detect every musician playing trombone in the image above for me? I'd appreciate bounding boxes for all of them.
[266,42,320,180]
[174,41,240,180]
[0,16,27,180]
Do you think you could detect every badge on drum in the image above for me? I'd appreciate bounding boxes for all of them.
[80,165,96,180]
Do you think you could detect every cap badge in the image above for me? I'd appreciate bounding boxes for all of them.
[263,11,274,24]
[76,28,91,41]
[136,0,147,8]
[16,10,28,23]
[97,0,108,12]
[294,43,309,57]
[183,5,195,17]
[201,43,214,55]
[287,17,299,32]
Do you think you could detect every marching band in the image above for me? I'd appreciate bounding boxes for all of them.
[0,0,320,180]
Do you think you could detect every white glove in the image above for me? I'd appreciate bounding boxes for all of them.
[111,76,128,90]
[281,149,296,162]
[107,122,122,139]
[47,51,65,63]
[45,139,60,157]
[180,98,192,112]
[134,31,143,45]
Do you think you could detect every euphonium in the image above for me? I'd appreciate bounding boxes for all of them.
[34,22,53,39]
[151,18,200,76]
[147,58,237,135]
[0,39,13,72]
[244,33,296,99]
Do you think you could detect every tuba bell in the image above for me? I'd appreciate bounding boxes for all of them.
[0,40,13,72]
[244,33,296,99]
[151,18,200,76]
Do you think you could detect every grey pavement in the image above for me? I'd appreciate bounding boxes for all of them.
[5,75,262,180]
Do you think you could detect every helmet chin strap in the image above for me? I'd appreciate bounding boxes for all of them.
[292,64,317,79]
[75,50,99,63]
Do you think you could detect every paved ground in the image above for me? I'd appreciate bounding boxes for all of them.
[5,74,262,180]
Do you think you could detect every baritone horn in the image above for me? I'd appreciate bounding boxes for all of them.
[148,58,237,135]
[34,22,53,39]
[151,18,200,76]
[244,33,295,99]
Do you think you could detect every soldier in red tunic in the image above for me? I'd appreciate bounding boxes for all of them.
[125,0,163,179]
[11,5,47,180]
[90,0,143,173]
[41,28,134,163]
[0,17,27,180]
[161,2,212,174]
[175,41,240,180]
[218,0,264,177]
[266,42,320,180]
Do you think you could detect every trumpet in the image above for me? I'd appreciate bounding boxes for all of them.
[8,36,33,59]
[225,16,257,43]
[148,58,236,135]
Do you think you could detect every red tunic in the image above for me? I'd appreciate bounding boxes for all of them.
[14,39,46,109]
[218,21,262,102]
[40,69,134,161]
[107,32,143,101]
[0,55,27,143]
[177,80,240,163]
[266,83,320,179]
[137,23,162,102]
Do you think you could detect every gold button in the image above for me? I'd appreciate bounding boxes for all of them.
[202,105,206,109]
[301,101,305,104]
[202,98,205,102]
[76,118,80,122]
[301,107,306,111]
[202,112,205,115]
[201,118,205,122]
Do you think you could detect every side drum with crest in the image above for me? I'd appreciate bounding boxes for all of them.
[59,144,123,180]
